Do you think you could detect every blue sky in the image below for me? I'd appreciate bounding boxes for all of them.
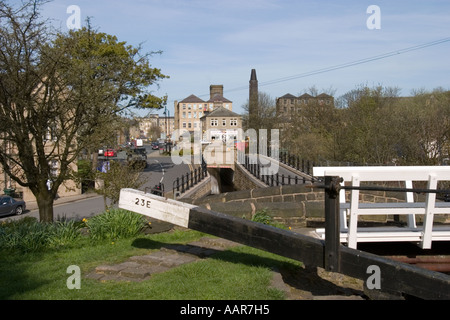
[41,0,450,116]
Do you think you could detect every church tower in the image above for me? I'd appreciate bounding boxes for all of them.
[249,69,258,128]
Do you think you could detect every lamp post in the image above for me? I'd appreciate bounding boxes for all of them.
[163,106,170,153]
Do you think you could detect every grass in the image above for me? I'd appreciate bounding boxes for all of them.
[0,213,302,300]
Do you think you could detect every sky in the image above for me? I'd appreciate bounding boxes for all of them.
[41,0,450,117]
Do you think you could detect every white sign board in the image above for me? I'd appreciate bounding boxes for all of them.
[118,188,197,228]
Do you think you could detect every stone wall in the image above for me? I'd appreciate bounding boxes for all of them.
[178,176,212,201]
[233,163,267,190]
[189,184,324,227]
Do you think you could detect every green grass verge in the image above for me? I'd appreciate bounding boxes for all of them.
[0,228,302,300]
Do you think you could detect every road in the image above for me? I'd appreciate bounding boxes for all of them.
[0,146,191,222]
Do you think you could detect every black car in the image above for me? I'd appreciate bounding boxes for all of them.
[0,195,26,216]
[151,143,159,150]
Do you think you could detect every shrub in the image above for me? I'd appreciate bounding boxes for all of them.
[251,209,288,230]
[83,209,147,241]
[0,217,83,252]
[0,209,147,252]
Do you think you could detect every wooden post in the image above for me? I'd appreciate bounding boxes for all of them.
[324,176,341,272]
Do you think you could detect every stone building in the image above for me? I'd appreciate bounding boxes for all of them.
[137,115,175,141]
[200,106,242,143]
[174,85,233,133]
[276,92,334,118]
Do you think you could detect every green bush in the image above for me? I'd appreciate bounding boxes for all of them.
[0,217,83,252]
[251,209,288,230]
[0,209,147,252]
[83,209,147,241]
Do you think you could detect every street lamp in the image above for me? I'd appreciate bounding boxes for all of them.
[163,106,171,153]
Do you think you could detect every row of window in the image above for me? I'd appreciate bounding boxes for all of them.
[181,118,239,129]
[182,111,203,119]
[281,99,332,105]
[182,103,231,110]
[182,122,198,129]
[209,118,238,127]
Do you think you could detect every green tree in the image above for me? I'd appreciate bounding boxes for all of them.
[96,161,148,209]
[336,85,401,164]
[0,1,167,222]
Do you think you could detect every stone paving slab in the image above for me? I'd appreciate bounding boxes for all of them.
[86,237,239,282]
[84,236,367,300]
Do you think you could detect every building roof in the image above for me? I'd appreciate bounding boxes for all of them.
[279,93,297,99]
[179,94,205,103]
[298,93,314,99]
[316,93,333,99]
[200,106,241,119]
[206,94,232,103]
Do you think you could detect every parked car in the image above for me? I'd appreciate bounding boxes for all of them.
[151,143,159,150]
[104,149,116,157]
[126,148,147,169]
[0,195,26,217]
[133,147,147,159]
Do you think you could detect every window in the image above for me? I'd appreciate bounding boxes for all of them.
[188,112,191,119]
[182,104,186,109]
[222,119,226,126]
[182,122,186,128]
[188,123,192,128]
[50,160,59,177]
[210,119,218,126]
[182,112,186,118]
[230,119,237,126]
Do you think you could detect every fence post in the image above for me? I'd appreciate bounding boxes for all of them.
[324,176,341,272]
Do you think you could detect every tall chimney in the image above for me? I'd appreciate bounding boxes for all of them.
[210,85,223,99]
[249,69,258,128]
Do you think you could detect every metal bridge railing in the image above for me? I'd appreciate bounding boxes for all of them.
[172,158,208,196]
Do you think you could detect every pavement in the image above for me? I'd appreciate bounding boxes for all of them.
[25,192,102,212]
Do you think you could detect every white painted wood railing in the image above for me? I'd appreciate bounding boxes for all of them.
[313,166,450,249]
